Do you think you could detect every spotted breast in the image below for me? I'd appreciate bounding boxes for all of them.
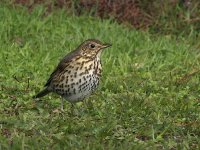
[33,39,111,109]
[51,55,102,102]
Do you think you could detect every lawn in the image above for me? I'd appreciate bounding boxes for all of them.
[0,3,200,149]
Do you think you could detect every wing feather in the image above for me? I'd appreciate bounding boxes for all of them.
[44,49,80,87]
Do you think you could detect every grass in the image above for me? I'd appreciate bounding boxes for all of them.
[0,3,200,149]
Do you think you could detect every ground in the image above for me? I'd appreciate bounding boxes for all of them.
[0,3,199,149]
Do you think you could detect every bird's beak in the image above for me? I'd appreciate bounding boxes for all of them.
[101,43,112,49]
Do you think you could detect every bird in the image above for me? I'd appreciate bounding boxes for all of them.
[33,39,111,110]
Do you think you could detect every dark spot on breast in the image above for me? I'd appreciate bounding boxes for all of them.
[80,62,84,69]
[85,59,92,63]
[74,72,77,78]
[73,88,76,94]
[79,72,85,76]
[89,64,93,70]
[56,88,62,92]
[83,76,86,81]
[61,76,65,81]
[79,81,88,90]
[59,84,64,88]
[71,83,75,88]
[69,65,74,69]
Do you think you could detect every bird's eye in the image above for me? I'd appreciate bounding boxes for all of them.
[90,44,95,49]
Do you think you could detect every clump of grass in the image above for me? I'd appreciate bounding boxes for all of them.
[0,4,199,149]
[10,0,200,45]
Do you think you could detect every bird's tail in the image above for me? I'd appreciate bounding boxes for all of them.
[33,88,51,98]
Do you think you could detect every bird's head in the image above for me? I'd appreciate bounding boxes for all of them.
[78,39,111,58]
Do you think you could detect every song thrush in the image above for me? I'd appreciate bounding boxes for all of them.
[33,39,111,110]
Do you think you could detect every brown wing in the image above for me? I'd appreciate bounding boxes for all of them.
[44,49,80,87]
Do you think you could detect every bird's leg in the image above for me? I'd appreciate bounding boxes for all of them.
[83,100,88,109]
[83,99,93,113]
[52,98,64,114]
[68,103,76,116]
[60,98,64,111]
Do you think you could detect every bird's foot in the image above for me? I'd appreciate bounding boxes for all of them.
[52,108,64,114]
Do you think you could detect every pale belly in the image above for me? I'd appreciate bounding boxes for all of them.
[53,72,100,103]
[52,57,102,103]
[64,74,99,102]
[64,90,92,102]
